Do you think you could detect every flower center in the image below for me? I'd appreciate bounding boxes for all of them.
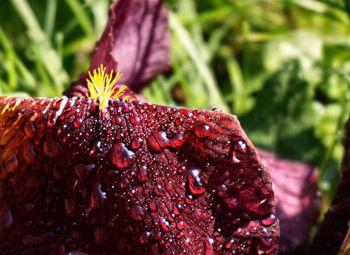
[86,64,129,110]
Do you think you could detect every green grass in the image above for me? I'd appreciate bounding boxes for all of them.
[1,0,350,212]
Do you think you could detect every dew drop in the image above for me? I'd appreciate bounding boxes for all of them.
[175,117,183,126]
[131,137,143,150]
[261,213,277,226]
[232,140,248,161]
[130,115,141,125]
[185,194,194,205]
[172,204,180,216]
[147,131,184,153]
[204,237,214,255]
[154,184,165,197]
[73,118,83,128]
[148,200,157,212]
[187,168,205,195]
[176,221,185,230]
[236,140,247,153]
[111,143,135,169]
[159,217,170,232]
[216,184,228,197]
[140,231,152,244]
[212,107,222,112]
[177,165,186,174]
[90,182,107,208]
[195,124,211,138]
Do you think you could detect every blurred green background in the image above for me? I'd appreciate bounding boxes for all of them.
[1,0,350,211]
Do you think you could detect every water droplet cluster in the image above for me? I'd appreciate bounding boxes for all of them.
[0,96,279,254]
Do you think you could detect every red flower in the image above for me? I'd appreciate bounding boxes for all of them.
[0,95,279,254]
[0,0,285,254]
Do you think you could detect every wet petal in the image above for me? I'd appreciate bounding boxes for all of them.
[0,96,279,254]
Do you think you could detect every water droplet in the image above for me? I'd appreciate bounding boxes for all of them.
[111,143,135,169]
[148,200,157,212]
[177,165,186,174]
[212,107,222,112]
[130,205,145,221]
[224,239,234,249]
[131,137,143,150]
[185,194,194,205]
[261,213,277,226]
[147,132,184,153]
[154,184,165,197]
[204,237,214,255]
[195,124,211,138]
[216,184,228,197]
[176,221,185,230]
[172,204,180,216]
[187,169,205,195]
[175,117,183,126]
[90,182,106,208]
[139,231,152,244]
[130,115,141,125]
[159,217,170,232]
[235,140,247,152]
[232,140,248,161]
[73,118,83,128]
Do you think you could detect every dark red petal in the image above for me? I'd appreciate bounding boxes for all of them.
[308,120,350,255]
[91,0,169,91]
[259,150,320,253]
[66,0,169,96]
[0,96,279,254]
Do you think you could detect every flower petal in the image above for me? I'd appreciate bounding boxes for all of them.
[259,150,320,253]
[0,96,279,254]
[90,0,170,91]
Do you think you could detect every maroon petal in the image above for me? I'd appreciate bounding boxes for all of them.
[0,96,279,254]
[90,0,169,91]
[259,150,320,253]
[308,120,350,255]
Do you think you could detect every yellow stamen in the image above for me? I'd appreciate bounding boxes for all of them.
[86,64,128,110]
